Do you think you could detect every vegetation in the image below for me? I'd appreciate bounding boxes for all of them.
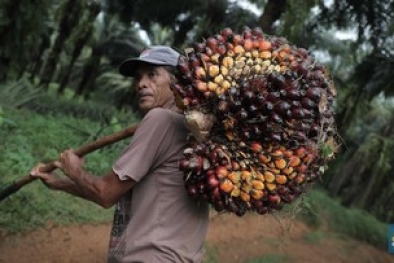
[0,100,136,233]
[0,0,393,252]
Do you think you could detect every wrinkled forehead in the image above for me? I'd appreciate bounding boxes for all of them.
[135,63,166,75]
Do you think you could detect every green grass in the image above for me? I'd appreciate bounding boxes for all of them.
[302,230,325,243]
[203,244,219,263]
[0,107,135,233]
[294,188,387,249]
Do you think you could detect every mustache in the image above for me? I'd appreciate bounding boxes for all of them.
[138,92,152,97]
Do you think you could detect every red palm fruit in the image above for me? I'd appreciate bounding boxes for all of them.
[231,161,241,171]
[179,159,189,171]
[268,194,281,205]
[206,37,218,51]
[193,43,206,53]
[210,187,222,201]
[220,27,233,39]
[189,185,202,198]
[216,44,227,55]
[295,164,308,173]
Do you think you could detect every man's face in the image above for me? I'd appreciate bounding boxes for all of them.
[134,64,174,111]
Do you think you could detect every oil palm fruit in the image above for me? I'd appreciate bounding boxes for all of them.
[174,26,339,216]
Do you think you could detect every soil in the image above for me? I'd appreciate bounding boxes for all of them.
[0,213,393,263]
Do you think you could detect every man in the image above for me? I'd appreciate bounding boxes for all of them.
[30,46,210,263]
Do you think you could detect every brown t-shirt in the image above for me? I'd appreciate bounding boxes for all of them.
[108,108,209,263]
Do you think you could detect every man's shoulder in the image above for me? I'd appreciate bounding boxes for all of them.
[144,108,184,122]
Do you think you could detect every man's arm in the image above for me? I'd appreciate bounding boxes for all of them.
[31,160,136,208]
[66,169,136,208]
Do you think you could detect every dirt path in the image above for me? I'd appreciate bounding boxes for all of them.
[0,213,393,263]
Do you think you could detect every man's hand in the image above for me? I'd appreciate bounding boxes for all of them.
[30,163,61,190]
[56,149,85,179]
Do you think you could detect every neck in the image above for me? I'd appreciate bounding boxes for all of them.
[163,99,182,113]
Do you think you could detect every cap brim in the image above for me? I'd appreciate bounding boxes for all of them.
[119,57,171,77]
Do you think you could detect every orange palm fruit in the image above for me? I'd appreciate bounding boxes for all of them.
[222,56,234,68]
[250,142,263,153]
[195,80,207,92]
[258,153,271,164]
[295,174,306,184]
[219,179,234,193]
[243,39,254,51]
[258,40,272,51]
[303,153,315,164]
[265,183,277,192]
[289,156,301,167]
[271,149,284,159]
[283,149,293,158]
[264,171,275,183]
[240,191,251,202]
[194,66,206,79]
[231,186,241,197]
[227,171,241,184]
[250,189,264,200]
[234,45,245,54]
[252,180,265,190]
[281,166,294,175]
[256,171,265,182]
[294,147,307,158]
[241,184,252,193]
[271,168,281,175]
[288,171,298,180]
[216,166,229,179]
[275,174,287,185]
[214,74,224,85]
[274,158,287,170]
[267,162,276,169]
[208,65,220,77]
[241,170,252,181]
[207,81,218,91]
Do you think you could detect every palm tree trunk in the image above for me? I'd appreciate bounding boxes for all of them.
[259,0,287,34]
[39,0,82,89]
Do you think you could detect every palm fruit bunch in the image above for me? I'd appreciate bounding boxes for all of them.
[173,26,338,216]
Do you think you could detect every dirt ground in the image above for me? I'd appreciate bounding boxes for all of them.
[0,213,393,263]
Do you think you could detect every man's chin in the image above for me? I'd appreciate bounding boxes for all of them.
[139,102,153,111]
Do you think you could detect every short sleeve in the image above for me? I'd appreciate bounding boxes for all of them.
[112,108,178,182]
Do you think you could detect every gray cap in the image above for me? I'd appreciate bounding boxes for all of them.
[119,45,180,76]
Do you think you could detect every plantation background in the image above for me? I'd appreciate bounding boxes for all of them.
[0,0,394,262]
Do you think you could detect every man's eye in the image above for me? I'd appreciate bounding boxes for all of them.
[148,71,158,78]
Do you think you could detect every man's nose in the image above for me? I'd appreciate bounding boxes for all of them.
[136,76,148,90]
